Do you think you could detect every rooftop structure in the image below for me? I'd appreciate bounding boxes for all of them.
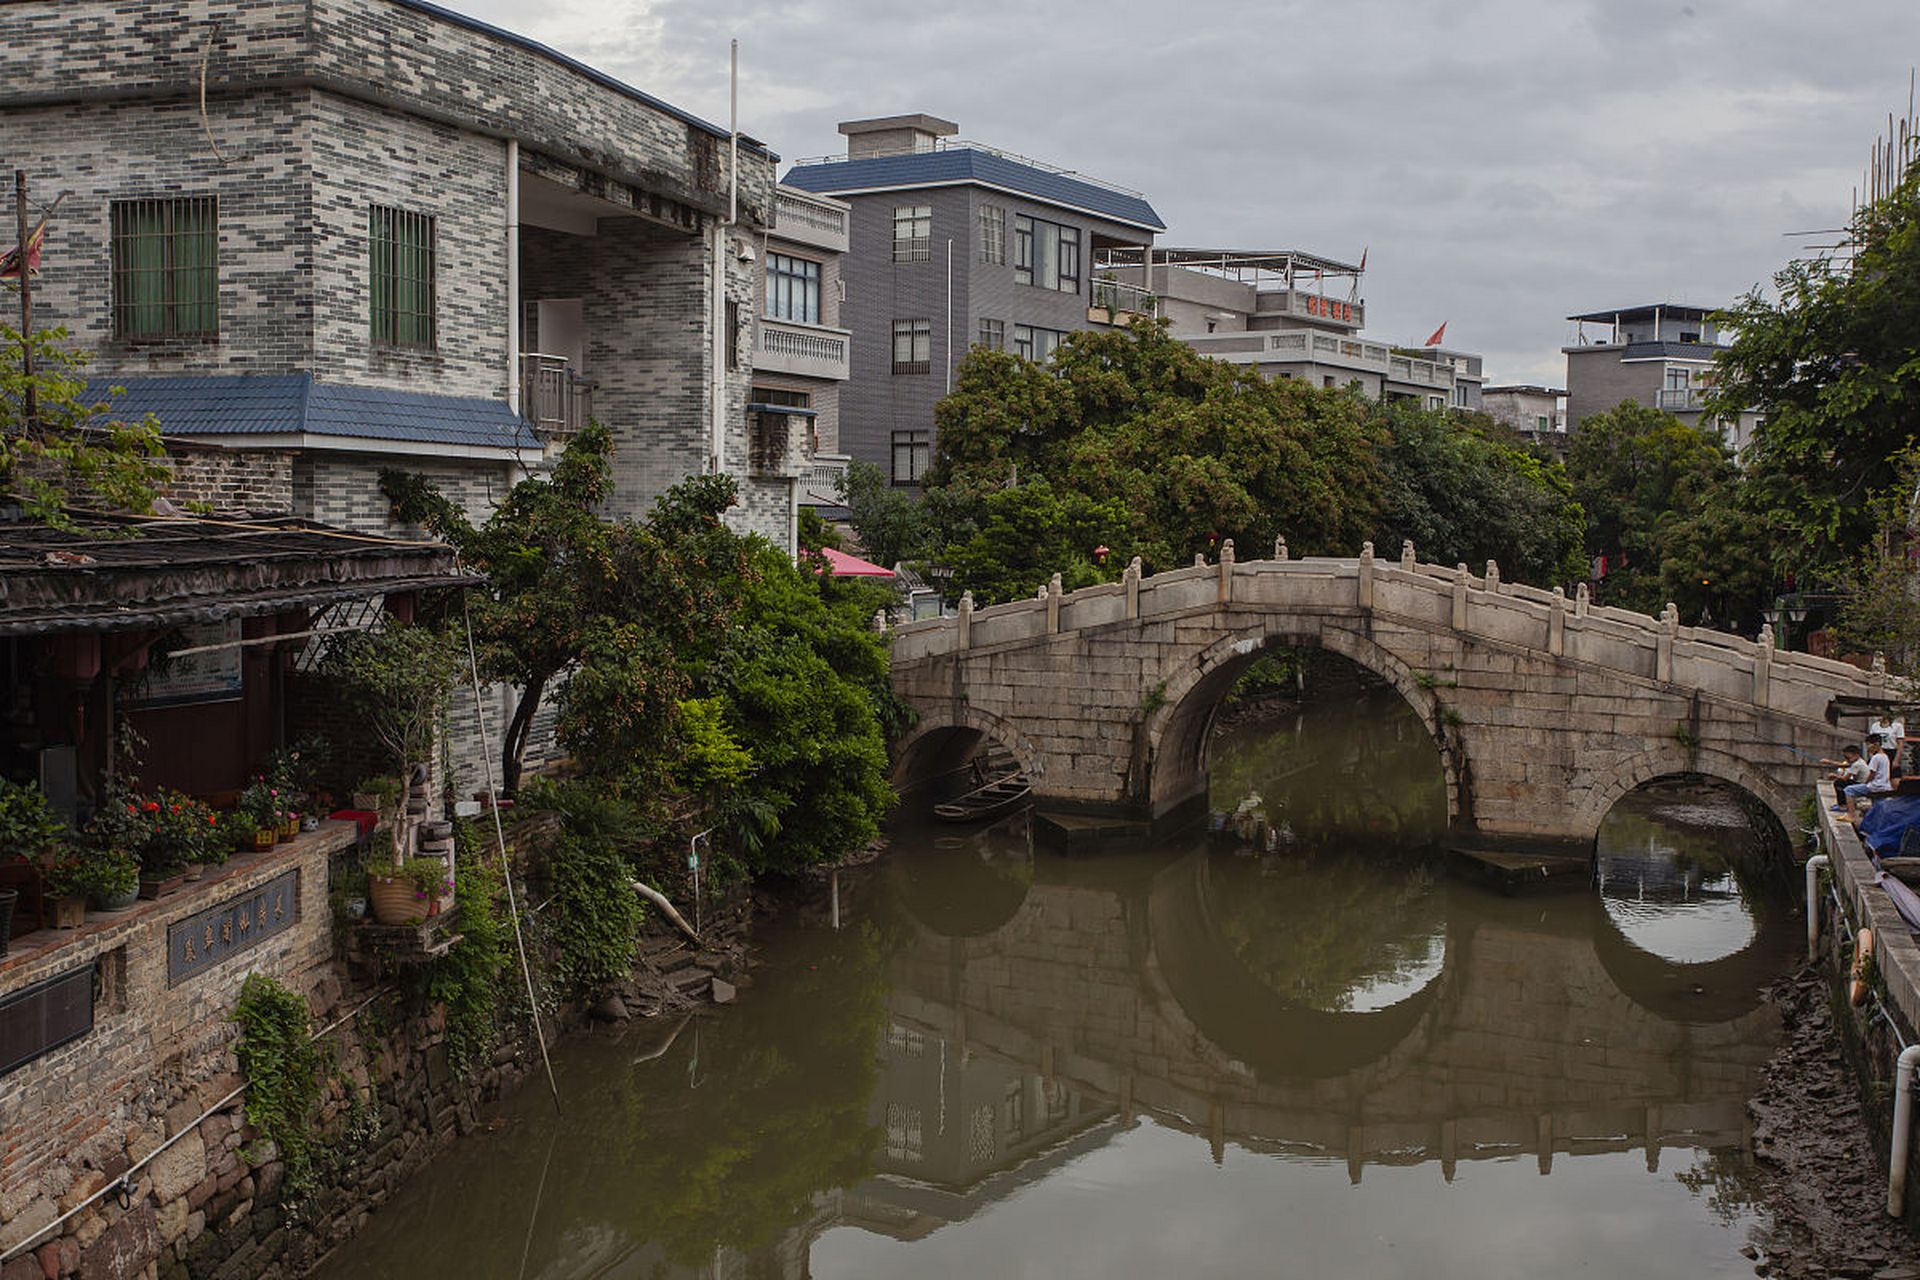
[1561,302,1759,447]
[1105,246,1474,409]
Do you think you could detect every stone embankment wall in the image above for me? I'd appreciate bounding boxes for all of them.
[1814,802,1920,1229]
[0,818,750,1280]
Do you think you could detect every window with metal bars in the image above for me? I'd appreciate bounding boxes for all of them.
[893,204,931,263]
[892,318,931,374]
[369,204,436,348]
[110,196,218,339]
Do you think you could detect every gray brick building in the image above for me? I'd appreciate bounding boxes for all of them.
[0,0,788,541]
[780,114,1164,486]
[754,185,854,512]
[0,0,796,798]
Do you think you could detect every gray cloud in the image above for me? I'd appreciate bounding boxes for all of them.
[452,0,1918,384]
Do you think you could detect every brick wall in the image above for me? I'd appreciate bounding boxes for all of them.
[161,445,296,515]
[0,831,345,1275]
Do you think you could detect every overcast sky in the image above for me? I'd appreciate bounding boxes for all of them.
[450,0,1917,386]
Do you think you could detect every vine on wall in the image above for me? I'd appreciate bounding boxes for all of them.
[231,972,331,1203]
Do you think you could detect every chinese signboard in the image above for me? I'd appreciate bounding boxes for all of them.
[131,619,243,708]
[1300,294,1355,324]
[166,869,300,986]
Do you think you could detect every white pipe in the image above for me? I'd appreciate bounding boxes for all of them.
[634,880,702,946]
[944,237,953,393]
[1891,1044,1920,1216]
[1808,853,1830,961]
[506,139,520,417]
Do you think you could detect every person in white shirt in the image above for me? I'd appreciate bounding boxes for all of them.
[1839,741,1896,814]
[1870,714,1906,753]
[1824,745,1872,807]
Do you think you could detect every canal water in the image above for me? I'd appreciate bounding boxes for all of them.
[316,663,1798,1279]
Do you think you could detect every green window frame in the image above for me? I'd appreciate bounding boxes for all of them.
[110,196,218,339]
[369,204,436,349]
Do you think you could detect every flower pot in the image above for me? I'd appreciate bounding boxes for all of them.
[92,885,140,913]
[251,829,277,853]
[0,888,16,954]
[368,874,429,926]
[51,895,86,929]
[183,863,207,882]
[281,817,300,839]
[138,872,186,900]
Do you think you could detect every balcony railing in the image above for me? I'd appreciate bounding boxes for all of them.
[801,453,851,504]
[1658,387,1705,411]
[775,190,848,242]
[758,318,851,380]
[520,353,593,439]
[1089,277,1160,321]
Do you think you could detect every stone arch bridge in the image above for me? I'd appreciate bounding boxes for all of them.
[889,542,1880,845]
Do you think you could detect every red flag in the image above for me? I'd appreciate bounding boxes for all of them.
[0,219,44,280]
[1423,322,1447,347]
[1357,246,1367,272]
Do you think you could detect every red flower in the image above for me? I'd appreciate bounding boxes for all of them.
[142,801,160,812]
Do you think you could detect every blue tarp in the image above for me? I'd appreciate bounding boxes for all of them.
[1856,793,1920,856]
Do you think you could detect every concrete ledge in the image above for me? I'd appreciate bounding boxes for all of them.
[1818,800,1920,1040]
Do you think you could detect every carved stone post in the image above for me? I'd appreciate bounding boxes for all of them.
[1549,586,1566,656]
[1873,652,1888,700]
[957,590,973,650]
[1219,538,1236,604]
[1400,539,1416,571]
[1357,540,1375,611]
[1754,623,1773,707]
[1193,552,1207,568]
[1657,603,1679,683]
[1484,560,1500,593]
[1452,563,1469,631]
[1575,581,1590,619]
[1273,535,1288,562]
[1124,556,1142,620]
[1046,574,1062,634]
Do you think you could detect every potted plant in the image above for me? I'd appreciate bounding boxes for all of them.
[237,780,280,852]
[0,778,67,942]
[366,854,452,925]
[137,790,221,894]
[39,848,89,928]
[81,848,140,912]
[322,624,458,917]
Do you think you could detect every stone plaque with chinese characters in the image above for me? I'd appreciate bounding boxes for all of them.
[166,869,300,986]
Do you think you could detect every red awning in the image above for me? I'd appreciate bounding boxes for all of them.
[815,547,894,578]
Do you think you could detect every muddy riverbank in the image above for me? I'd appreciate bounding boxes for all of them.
[1750,970,1920,1278]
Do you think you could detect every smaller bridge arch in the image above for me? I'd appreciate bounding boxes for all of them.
[890,703,1044,794]
[1573,745,1799,854]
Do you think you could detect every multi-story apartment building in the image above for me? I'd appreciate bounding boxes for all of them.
[1483,384,1568,435]
[0,0,790,543]
[1114,248,1477,410]
[781,114,1165,486]
[754,185,856,511]
[1563,303,1762,448]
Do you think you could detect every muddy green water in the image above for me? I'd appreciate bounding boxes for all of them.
[316,674,1797,1279]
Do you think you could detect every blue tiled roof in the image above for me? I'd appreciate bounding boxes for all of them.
[87,374,541,451]
[782,149,1165,232]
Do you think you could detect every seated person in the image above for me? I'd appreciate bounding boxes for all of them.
[1823,744,1871,807]
[1840,740,1897,814]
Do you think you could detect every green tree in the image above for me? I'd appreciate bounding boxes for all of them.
[836,459,928,568]
[1,324,169,526]
[1564,401,1747,616]
[1832,444,1920,672]
[943,477,1132,605]
[1712,160,1920,575]
[926,321,1382,574]
[1371,403,1585,584]
[383,425,746,792]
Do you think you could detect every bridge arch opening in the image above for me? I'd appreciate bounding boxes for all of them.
[890,708,1038,803]
[1148,630,1459,843]
[1588,775,1798,1024]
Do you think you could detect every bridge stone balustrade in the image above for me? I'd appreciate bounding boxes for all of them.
[889,546,1878,844]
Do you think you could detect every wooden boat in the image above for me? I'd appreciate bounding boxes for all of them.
[933,770,1032,824]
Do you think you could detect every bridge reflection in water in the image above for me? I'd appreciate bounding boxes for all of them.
[848,816,1790,1243]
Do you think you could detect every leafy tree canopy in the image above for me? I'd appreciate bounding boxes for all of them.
[1713,162,1920,575]
[1,324,169,526]
[1370,403,1585,584]
[836,459,929,569]
[925,322,1382,582]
